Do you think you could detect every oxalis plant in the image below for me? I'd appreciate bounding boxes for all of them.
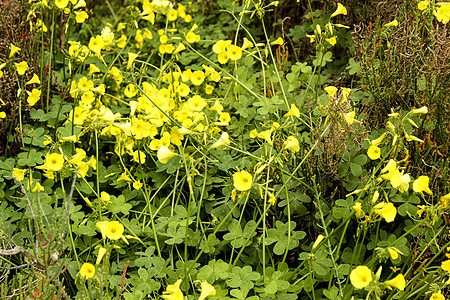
[0,0,449,299]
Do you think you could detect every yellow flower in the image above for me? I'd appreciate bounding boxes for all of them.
[387,247,403,260]
[79,263,95,279]
[157,146,176,164]
[227,45,242,61]
[13,168,26,181]
[75,10,89,23]
[441,192,450,207]
[211,132,231,149]
[212,40,232,54]
[162,279,184,300]
[343,111,356,125]
[268,192,276,206]
[96,221,109,239]
[9,43,21,58]
[306,34,316,43]
[32,182,45,192]
[418,1,429,11]
[430,293,445,300]
[106,221,124,240]
[127,52,139,70]
[284,104,300,118]
[73,0,86,9]
[133,180,143,190]
[350,266,372,289]
[233,170,253,192]
[434,3,450,24]
[374,202,397,223]
[132,150,146,164]
[258,129,274,145]
[55,0,69,9]
[78,76,94,91]
[384,274,406,290]
[283,136,300,153]
[270,37,284,45]
[89,35,104,55]
[27,89,41,106]
[186,31,200,43]
[198,281,216,300]
[15,61,28,75]
[441,260,450,272]
[312,234,325,249]
[124,84,138,98]
[398,173,410,193]
[412,106,428,114]
[413,176,433,195]
[367,145,381,160]
[217,51,229,64]
[241,37,253,50]
[43,153,65,172]
[330,3,347,18]
[26,73,41,85]
[384,19,399,27]
[191,70,205,86]
[353,202,363,218]
[325,36,337,46]
[96,247,107,265]
[324,86,337,97]
[381,160,402,188]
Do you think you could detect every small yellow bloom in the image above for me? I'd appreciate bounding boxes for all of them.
[270,37,284,45]
[79,263,95,279]
[241,37,253,50]
[387,247,403,260]
[350,265,372,289]
[233,170,253,192]
[384,274,406,290]
[198,281,216,300]
[162,279,184,300]
[96,247,107,265]
[9,43,21,58]
[324,86,337,98]
[0,112,5,119]
[384,19,399,27]
[127,52,139,70]
[413,176,432,195]
[96,221,109,239]
[26,73,41,85]
[258,129,274,145]
[15,61,28,75]
[157,146,176,164]
[430,293,445,300]
[211,132,231,149]
[367,145,381,160]
[312,234,325,249]
[343,111,356,125]
[330,3,347,18]
[227,45,243,61]
[283,136,300,153]
[442,260,450,272]
[13,168,26,181]
[418,1,429,11]
[42,153,65,172]
[284,104,300,118]
[106,221,124,240]
[434,3,450,24]
[353,202,363,218]
[325,36,337,46]
[133,180,143,190]
[268,192,276,206]
[374,202,397,223]
[27,89,41,106]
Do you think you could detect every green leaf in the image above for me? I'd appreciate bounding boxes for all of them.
[107,195,132,215]
[346,58,361,75]
[350,162,362,177]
